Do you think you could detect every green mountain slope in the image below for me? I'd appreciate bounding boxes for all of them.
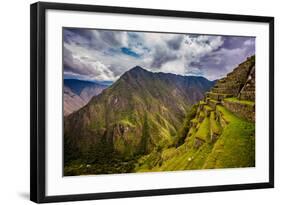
[135,56,255,172]
[64,66,214,175]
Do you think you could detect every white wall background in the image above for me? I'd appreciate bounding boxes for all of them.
[0,0,278,204]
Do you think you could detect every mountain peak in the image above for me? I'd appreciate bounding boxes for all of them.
[129,66,148,73]
[120,66,151,81]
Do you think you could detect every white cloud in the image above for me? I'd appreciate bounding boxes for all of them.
[161,58,186,75]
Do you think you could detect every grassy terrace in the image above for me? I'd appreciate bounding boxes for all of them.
[204,105,213,111]
[207,92,233,100]
[224,97,255,106]
[199,111,205,118]
[203,105,255,168]
[199,100,206,105]
[191,118,198,123]
[210,98,219,103]
[210,111,221,135]
[190,118,198,127]
[135,105,255,172]
[195,117,210,142]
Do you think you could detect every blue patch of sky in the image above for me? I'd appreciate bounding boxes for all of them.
[121,47,140,58]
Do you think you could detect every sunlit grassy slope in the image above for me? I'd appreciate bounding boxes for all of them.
[135,105,255,172]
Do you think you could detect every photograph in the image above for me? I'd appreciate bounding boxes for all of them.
[63,28,256,176]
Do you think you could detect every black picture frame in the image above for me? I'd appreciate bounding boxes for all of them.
[30,1,274,203]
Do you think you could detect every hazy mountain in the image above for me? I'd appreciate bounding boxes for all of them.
[64,79,108,116]
[64,66,215,174]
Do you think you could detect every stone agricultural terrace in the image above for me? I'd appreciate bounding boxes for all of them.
[207,55,255,122]
[189,55,255,149]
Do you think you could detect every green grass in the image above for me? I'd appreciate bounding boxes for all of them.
[210,99,219,104]
[190,118,198,123]
[203,105,255,168]
[186,127,197,145]
[119,119,136,127]
[195,117,210,142]
[224,97,255,106]
[204,105,213,111]
[210,111,221,135]
[88,117,105,130]
[199,111,204,118]
[185,143,213,169]
[199,100,206,105]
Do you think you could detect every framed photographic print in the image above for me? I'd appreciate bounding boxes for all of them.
[30,1,274,203]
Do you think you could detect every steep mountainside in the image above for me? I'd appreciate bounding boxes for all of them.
[64,66,215,175]
[64,79,108,116]
[135,56,255,172]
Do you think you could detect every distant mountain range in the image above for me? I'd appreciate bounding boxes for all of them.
[64,66,215,174]
[64,79,108,116]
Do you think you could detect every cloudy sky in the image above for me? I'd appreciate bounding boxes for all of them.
[63,28,255,82]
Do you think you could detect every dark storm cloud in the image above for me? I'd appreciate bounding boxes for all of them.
[167,35,184,50]
[63,28,255,81]
[150,46,178,68]
[64,46,96,76]
[98,30,125,47]
[64,28,128,52]
[196,53,229,77]
[222,36,251,49]
[63,45,89,76]
[64,29,95,48]
[193,37,255,79]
